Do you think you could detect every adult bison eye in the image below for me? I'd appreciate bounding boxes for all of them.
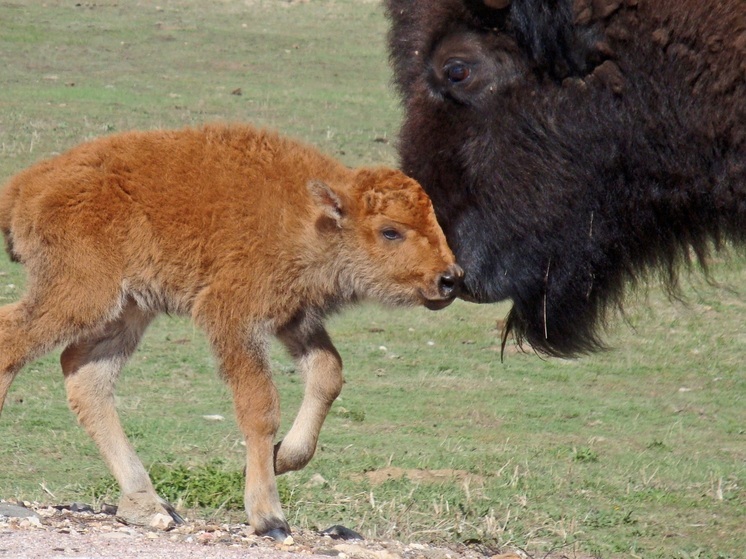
[444,60,472,84]
[381,228,403,241]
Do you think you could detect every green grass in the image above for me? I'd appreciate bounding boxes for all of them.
[0,2,744,558]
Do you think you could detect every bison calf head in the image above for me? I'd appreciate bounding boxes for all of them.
[309,168,463,310]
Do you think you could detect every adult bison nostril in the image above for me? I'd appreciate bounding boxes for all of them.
[438,264,464,298]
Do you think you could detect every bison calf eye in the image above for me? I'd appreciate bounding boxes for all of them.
[381,228,403,241]
[444,60,472,84]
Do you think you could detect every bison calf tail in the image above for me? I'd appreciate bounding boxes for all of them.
[0,183,20,263]
[2,236,19,263]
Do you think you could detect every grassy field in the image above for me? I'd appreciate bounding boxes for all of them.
[0,2,744,558]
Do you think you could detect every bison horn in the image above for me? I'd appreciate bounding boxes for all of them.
[483,0,511,9]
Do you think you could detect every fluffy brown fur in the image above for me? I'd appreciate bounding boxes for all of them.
[0,123,462,538]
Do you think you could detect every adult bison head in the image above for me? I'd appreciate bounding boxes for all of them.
[386,0,746,356]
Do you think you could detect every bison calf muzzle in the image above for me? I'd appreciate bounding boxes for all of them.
[429,264,464,308]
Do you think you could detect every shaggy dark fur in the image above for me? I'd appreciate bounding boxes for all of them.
[386,0,746,356]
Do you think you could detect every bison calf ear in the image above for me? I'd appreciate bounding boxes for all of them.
[308,179,345,227]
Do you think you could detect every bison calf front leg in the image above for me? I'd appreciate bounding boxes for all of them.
[213,335,290,539]
[275,322,343,475]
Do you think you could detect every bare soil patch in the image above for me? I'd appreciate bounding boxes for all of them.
[355,468,484,487]
[0,502,536,559]
[0,503,526,559]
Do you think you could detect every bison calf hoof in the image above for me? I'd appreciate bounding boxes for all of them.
[256,518,292,542]
[262,527,292,542]
[115,492,184,529]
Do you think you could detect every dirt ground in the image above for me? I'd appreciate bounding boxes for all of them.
[0,502,535,559]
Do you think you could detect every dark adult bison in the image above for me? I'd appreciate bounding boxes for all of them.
[386,0,745,356]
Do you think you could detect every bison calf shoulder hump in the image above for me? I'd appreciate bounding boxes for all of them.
[386,0,745,356]
[0,123,461,538]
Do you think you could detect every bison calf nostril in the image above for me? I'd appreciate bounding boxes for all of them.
[438,268,462,297]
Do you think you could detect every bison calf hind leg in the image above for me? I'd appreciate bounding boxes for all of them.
[274,320,343,475]
[62,302,182,527]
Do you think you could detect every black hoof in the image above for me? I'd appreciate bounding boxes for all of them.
[161,501,185,525]
[262,527,291,542]
[320,525,364,540]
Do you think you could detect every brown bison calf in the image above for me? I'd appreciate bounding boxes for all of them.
[0,123,462,539]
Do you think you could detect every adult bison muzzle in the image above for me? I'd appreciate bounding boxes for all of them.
[386,0,745,356]
[0,123,462,539]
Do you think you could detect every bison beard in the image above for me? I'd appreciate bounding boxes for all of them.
[386,0,746,357]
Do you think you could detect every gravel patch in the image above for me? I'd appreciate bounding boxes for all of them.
[0,501,532,559]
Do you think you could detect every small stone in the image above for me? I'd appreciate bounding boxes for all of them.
[70,502,94,513]
[100,532,133,540]
[100,503,118,515]
[0,503,40,519]
[149,513,175,530]
[307,473,327,487]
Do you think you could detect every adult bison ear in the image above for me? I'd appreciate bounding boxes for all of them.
[307,179,344,227]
